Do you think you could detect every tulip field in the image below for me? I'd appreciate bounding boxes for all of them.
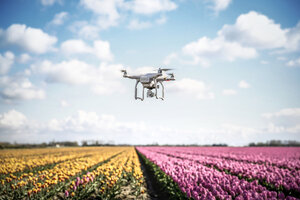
[0,147,147,199]
[0,146,300,199]
[137,147,300,200]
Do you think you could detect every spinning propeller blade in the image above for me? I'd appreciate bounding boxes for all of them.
[167,73,174,78]
[161,68,173,71]
[157,68,174,73]
[120,69,127,76]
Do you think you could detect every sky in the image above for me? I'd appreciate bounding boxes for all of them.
[0,0,300,146]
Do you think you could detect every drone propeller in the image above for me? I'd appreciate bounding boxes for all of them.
[157,68,173,73]
[120,69,127,76]
[161,68,173,71]
[167,73,174,78]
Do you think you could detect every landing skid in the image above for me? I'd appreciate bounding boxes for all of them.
[134,80,164,101]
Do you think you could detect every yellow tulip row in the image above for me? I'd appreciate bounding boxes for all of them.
[66,147,145,199]
[0,147,146,199]
[0,147,125,198]
[0,147,106,174]
[26,147,125,195]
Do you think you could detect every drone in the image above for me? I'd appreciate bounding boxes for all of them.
[121,68,175,101]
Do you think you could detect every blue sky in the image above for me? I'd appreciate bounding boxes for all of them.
[0,0,299,145]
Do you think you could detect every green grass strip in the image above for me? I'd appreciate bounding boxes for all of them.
[136,149,189,200]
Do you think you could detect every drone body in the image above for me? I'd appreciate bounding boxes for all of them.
[121,68,175,101]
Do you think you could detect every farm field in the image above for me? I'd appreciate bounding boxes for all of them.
[0,147,147,199]
[1,147,300,199]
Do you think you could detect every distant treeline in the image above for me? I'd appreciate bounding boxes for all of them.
[1,140,300,149]
[0,141,79,149]
[248,140,300,147]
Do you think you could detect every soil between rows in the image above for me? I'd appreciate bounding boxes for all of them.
[137,150,169,200]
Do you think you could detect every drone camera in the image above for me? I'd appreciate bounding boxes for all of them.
[147,89,155,98]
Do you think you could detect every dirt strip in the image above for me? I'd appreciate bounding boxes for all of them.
[137,150,171,200]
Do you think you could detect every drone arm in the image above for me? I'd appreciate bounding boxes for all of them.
[127,75,140,79]
[121,70,139,79]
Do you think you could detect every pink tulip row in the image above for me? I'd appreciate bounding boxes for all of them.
[151,147,300,194]
[137,147,299,200]
[167,147,300,170]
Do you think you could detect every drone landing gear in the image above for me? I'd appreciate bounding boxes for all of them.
[135,80,144,101]
[155,81,164,100]
[134,80,164,101]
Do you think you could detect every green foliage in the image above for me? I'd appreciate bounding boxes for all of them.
[137,151,189,200]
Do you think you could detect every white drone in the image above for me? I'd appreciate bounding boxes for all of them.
[121,68,175,101]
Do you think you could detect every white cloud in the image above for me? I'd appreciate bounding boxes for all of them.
[0,75,45,102]
[31,59,96,85]
[60,39,113,61]
[69,21,100,40]
[93,40,114,61]
[31,59,124,95]
[167,78,214,100]
[260,60,269,65]
[125,66,156,75]
[222,89,236,95]
[156,15,167,25]
[262,108,300,135]
[219,11,287,49]
[262,108,300,119]
[47,110,146,133]
[285,124,300,134]
[0,51,14,75]
[182,36,257,66]
[266,123,300,134]
[60,100,69,107]
[0,110,27,129]
[128,15,168,30]
[80,0,176,30]
[204,0,232,14]
[50,12,68,25]
[286,57,300,67]
[124,0,177,15]
[40,0,62,6]
[277,56,287,61]
[18,53,31,64]
[0,109,149,144]
[128,19,152,30]
[0,24,57,54]
[164,12,300,67]
[0,108,298,145]
[222,123,260,136]
[238,80,250,89]
[284,21,300,52]
[61,39,92,55]
[163,53,177,65]
[79,25,100,40]
[266,123,285,134]
[80,0,121,29]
